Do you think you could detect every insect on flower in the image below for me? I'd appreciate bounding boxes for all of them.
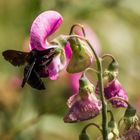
[2,48,57,90]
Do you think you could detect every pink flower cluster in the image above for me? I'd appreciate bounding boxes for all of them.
[29,10,128,122]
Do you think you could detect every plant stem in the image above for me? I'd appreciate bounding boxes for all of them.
[68,34,109,140]
[86,40,108,140]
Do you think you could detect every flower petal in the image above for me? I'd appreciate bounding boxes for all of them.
[30,10,63,50]
[64,93,101,123]
[47,54,66,80]
[96,79,128,108]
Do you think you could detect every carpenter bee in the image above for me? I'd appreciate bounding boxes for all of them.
[2,48,56,90]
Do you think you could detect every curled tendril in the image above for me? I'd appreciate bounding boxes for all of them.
[101,54,117,63]
[82,123,102,134]
[69,23,86,37]
[84,67,99,76]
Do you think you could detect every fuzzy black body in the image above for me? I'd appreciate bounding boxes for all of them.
[2,48,56,90]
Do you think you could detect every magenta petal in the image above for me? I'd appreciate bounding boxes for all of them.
[47,54,66,80]
[64,93,101,123]
[68,72,82,94]
[122,128,140,140]
[30,11,63,50]
[96,79,128,108]
[67,94,79,108]
[64,42,72,60]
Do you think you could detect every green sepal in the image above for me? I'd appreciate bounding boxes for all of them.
[108,60,119,72]
[103,60,119,81]
[51,35,68,64]
[79,132,90,140]
[67,38,93,73]
[52,35,68,48]
[79,75,94,93]
[124,115,139,130]
[123,105,139,130]
[124,105,136,118]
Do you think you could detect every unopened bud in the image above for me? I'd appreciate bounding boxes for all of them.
[67,38,93,73]
[79,132,90,140]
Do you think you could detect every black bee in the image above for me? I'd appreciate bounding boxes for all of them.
[2,48,56,90]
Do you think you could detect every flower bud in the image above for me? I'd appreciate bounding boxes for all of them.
[79,132,90,140]
[121,127,140,140]
[67,38,93,73]
[122,105,138,130]
[108,60,119,72]
[79,74,94,93]
[124,104,136,118]
[108,121,119,136]
[96,79,128,108]
[103,59,119,83]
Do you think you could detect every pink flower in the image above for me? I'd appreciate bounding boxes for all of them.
[30,10,63,51]
[121,127,140,140]
[29,11,67,80]
[64,75,101,123]
[64,93,101,123]
[96,79,128,108]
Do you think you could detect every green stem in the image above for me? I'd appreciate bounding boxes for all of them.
[68,34,109,140]
[86,40,108,140]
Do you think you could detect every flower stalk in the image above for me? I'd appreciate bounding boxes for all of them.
[86,40,108,140]
[68,33,109,140]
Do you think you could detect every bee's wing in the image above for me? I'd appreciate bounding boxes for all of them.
[22,65,45,90]
[2,50,29,66]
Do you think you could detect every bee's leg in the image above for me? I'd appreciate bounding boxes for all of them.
[38,58,53,67]
[21,60,36,88]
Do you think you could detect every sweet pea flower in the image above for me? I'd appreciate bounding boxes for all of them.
[96,79,128,108]
[30,11,63,51]
[121,127,140,140]
[29,10,67,80]
[64,75,102,123]
[66,25,100,94]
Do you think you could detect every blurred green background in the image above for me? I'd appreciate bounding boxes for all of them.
[0,0,140,139]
